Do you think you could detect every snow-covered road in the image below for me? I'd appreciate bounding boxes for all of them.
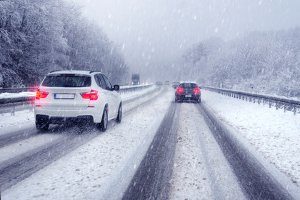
[2,87,172,200]
[1,86,300,200]
[169,103,245,200]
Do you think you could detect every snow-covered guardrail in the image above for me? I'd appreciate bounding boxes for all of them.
[119,84,153,93]
[0,84,153,114]
[0,87,36,106]
[202,86,300,115]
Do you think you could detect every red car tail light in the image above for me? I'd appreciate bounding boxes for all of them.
[193,87,201,95]
[81,89,99,100]
[176,86,184,95]
[36,89,49,100]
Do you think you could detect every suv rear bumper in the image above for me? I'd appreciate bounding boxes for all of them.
[175,94,201,101]
[36,114,94,124]
[34,106,103,123]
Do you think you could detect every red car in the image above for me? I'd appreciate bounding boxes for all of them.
[175,82,201,103]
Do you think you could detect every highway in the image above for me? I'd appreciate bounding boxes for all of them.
[1,86,299,200]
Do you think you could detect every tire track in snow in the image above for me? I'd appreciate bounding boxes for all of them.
[122,101,180,200]
[169,103,245,200]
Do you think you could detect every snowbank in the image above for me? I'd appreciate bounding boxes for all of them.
[203,90,300,187]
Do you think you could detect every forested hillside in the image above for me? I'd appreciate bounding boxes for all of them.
[0,0,128,87]
[182,28,300,98]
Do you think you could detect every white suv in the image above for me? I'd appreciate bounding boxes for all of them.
[34,70,122,131]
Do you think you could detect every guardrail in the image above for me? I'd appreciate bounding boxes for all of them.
[0,87,36,105]
[119,84,153,93]
[0,84,153,115]
[202,86,300,115]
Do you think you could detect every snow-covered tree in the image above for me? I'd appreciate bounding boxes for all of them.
[182,28,300,98]
[0,0,128,87]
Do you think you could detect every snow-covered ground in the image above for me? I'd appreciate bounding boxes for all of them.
[203,90,300,187]
[0,134,62,164]
[0,86,158,136]
[0,109,35,136]
[169,103,245,200]
[2,88,172,200]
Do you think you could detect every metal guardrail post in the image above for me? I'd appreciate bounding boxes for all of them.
[11,105,15,116]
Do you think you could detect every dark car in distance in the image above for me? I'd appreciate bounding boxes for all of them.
[132,73,140,85]
[175,82,201,103]
[155,81,163,86]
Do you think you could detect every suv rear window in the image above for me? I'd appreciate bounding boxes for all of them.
[42,74,91,87]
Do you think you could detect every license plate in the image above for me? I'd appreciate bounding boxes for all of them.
[185,95,192,98]
[54,93,75,99]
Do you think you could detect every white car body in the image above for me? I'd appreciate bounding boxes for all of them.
[34,70,122,126]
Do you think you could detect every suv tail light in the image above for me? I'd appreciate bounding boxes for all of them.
[81,89,99,100]
[36,89,49,100]
[176,86,184,95]
[193,87,201,95]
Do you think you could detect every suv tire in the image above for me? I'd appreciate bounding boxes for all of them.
[116,104,122,123]
[36,116,49,131]
[98,108,108,132]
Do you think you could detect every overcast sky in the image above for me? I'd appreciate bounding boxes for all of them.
[71,0,300,76]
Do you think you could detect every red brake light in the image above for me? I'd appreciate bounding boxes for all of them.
[193,87,201,95]
[36,89,49,100]
[81,89,99,100]
[176,86,184,95]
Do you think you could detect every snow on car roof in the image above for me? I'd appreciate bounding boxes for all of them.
[180,81,198,84]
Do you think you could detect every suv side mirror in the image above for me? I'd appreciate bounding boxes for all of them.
[113,85,120,91]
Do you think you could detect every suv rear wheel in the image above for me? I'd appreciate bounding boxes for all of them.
[116,104,122,123]
[36,115,49,131]
[98,108,108,132]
